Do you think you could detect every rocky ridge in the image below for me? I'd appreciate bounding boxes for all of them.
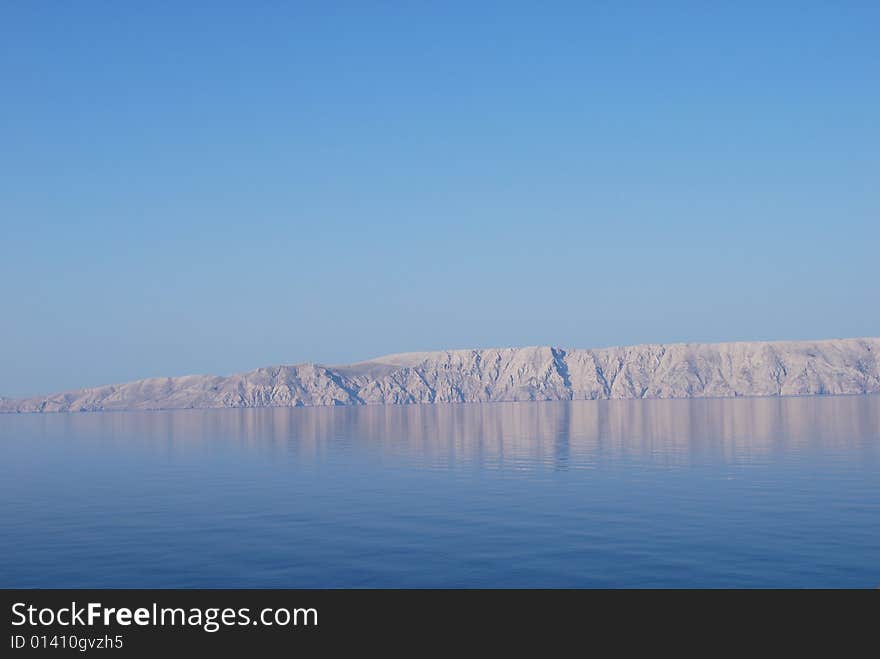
[2,337,878,413]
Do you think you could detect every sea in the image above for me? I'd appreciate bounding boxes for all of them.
[1,395,878,588]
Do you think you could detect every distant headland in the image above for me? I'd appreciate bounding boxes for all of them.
[2,337,878,413]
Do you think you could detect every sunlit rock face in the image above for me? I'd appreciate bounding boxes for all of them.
[3,338,879,413]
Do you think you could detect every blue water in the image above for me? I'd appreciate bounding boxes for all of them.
[1,396,878,588]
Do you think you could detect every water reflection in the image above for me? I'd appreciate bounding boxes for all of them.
[15,395,880,470]
[2,395,879,587]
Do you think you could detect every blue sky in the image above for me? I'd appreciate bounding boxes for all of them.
[1,2,878,396]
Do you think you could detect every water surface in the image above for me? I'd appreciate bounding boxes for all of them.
[1,396,878,587]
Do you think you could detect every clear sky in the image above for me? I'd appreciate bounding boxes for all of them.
[1,2,878,397]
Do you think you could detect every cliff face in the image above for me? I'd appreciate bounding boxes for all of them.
[2,338,879,413]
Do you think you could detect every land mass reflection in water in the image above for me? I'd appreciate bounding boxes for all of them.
[1,395,878,588]
[25,395,880,468]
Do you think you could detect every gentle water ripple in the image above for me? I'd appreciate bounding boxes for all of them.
[1,396,879,587]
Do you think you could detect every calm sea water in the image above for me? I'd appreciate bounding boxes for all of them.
[1,396,878,588]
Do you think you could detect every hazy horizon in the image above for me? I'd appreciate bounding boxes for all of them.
[2,3,878,397]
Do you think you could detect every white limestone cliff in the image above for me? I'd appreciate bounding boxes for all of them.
[2,337,878,413]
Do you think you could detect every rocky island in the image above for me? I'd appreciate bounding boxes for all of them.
[2,337,878,413]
